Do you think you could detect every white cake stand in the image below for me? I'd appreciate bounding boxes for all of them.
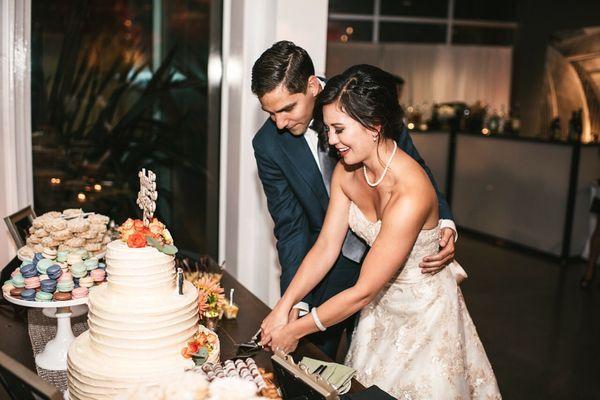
[3,293,89,371]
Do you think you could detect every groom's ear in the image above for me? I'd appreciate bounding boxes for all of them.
[307,75,320,97]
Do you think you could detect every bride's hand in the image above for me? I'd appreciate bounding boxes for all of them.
[271,325,299,355]
[260,306,290,346]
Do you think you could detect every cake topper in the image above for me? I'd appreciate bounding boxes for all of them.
[136,168,157,226]
[177,267,184,295]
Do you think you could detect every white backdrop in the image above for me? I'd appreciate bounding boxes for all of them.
[219,0,328,307]
[327,42,512,113]
[0,0,33,270]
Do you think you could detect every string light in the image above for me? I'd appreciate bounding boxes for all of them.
[340,34,348,42]
[407,122,415,130]
[50,178,61,185]
[77,193,86,202]
[94,184,102,192]
[482,128,490,135]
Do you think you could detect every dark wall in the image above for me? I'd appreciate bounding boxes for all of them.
[512,0,600,136]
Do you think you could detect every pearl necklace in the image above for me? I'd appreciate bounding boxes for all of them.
[363,141,398,187]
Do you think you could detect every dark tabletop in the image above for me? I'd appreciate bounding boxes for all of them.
[0,257,364,394]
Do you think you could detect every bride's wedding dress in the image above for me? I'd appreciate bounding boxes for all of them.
[345,202,501,399]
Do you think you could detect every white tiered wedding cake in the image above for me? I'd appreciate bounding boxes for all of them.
[67,240,198,399]
[67,170,199,400]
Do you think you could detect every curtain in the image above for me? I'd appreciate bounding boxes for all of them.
[0,0,33,268]
[327,42,512,113]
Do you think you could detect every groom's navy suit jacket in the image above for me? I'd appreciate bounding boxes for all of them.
[253,119,453,308]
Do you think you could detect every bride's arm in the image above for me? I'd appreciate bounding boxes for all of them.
[272,190,433,351]
[260,164,352,343]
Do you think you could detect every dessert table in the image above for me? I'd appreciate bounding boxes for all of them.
[0,256,365,395]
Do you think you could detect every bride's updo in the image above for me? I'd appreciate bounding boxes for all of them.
[314,64,404,147]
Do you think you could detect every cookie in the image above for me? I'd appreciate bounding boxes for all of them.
[53,292,72,301]
[63,208,83,218]
[88,214,109,225]
[47,218,67,232]
[41,236,60,247]
[65,237,85,248]
[67,218,89,233]
[51,229,72,241]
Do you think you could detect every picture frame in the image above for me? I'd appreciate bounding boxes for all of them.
[3,206,36,249]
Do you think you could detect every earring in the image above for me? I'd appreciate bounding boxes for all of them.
[372,135,378,142]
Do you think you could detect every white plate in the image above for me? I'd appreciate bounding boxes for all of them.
[3,293,89,308]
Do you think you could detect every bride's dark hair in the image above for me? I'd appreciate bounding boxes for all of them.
[314,64,404,149]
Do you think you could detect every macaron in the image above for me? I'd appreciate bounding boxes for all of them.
[11,274,25,288]
[32,252,45,265]
[70,262,87,278]
[67,253,82,266]
[90,269,106,283]
[46,264,62,280]
[53,292,71,301]
[36,258,53,275]
[42,247,57,259]
[2,281,15,295]
[84,258,98,271]
[71,287,88,299]
[97,262,106,270]
[76,249,90,260]
[20,263,38,278]
[56,251,68,263]
[38,274,49,281]
[9,287,24,297]
[24,276,41,290]
[58,271,72,282]
[20,288,36,301]
[56,280,74,293]
[40,279,57,293]
[35,291,53,302]
[11,269,20,277]
[79,276,94,288]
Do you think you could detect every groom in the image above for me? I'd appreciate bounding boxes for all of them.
[251,41,457,359]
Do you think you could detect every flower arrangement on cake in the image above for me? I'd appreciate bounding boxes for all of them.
[181,325,220,366]
[116,217,177,255]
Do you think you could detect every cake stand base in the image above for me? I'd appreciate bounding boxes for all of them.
[35,307,75,371]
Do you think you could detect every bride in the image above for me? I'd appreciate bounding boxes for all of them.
[260,65,501,399]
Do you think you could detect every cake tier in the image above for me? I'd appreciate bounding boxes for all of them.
[87,280,198,360]
[105,240,175,295]
[67,331,194,400]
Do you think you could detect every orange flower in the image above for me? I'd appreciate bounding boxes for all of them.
[120,218,134,231]
[127,232,147,248]
[197,290,209,314]
[149,218,165,236]
[134,219,145,230]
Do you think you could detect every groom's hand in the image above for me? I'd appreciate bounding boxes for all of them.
[288,308,300,322]
[420,228,455,274]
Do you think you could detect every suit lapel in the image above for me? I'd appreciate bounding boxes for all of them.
[278,132,330,211]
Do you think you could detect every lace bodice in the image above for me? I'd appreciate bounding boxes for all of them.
[348,201,440,283]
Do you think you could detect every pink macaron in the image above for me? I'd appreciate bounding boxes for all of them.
[24,277,41,289]
[71,287,88,299]
[58,272,72,282]
[90,269,106,283]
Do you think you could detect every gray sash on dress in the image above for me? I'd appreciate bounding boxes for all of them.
[317,144,367,263]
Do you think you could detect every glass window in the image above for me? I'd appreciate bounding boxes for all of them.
[328,0,374,15]
[452,26,515,46]
[381,0,448,18]
[30,0,221,257]
[454,0,517,21]
[328,20,373,43]
[380,22,447,43]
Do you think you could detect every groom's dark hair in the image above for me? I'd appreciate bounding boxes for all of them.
[251,41,315,98]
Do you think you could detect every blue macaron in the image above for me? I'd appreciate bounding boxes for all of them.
[20,263,38,278]
[97,262,106,270]
[32,253,44,266]
[40,279,57,293]
[46,265,62,280]
[20,288,36,301]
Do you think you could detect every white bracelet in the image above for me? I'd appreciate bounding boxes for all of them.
[311,307,326,332]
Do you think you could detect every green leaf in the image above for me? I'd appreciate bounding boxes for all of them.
[146,236,164,250]
[161,244,178,255]
[191,348,208,366]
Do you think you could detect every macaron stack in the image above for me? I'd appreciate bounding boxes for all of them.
[2,247,108,303]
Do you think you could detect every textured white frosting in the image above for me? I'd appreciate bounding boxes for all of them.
[67,240,199,400]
